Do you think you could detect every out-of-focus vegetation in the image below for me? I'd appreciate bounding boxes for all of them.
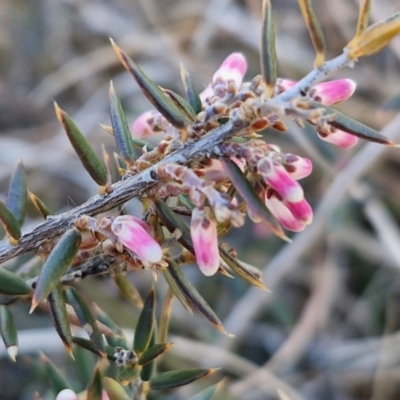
[1,1,400,399]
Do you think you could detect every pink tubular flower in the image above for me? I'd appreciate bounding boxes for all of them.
[310,79,356,105]
[284,197,313,225]
[257,158,304,203]
[317,127,358,148]
[212,53,247,90]
[190,208,220,276]
[111,215,163,263]
[264,192,308,232]
[131,110,156,139]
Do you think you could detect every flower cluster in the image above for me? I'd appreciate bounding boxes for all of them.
[102,53,358,276]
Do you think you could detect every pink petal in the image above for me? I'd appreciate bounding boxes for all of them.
[56,389,78,400]
[258,158,304,203]
[190,208,220,276]
[284,198,313,225]
[131,110,157,138]
[212,53,247,89]
[265,194,306,232]
[276,78,297,92]
[311,79,356,105]
[283,154,313,180]
[317,128,358,148]
[111,215,163,263]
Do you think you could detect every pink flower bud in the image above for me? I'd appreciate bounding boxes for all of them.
[131,110,157,138]
[317,128,358,148]
[276,78,297,93]
[311,79,356,105]
[264,192,307,232]
[212,53,247,89]
[190,208,220,276]
[258,158,304,203]
[56,390,78,400]
[283,154,313,180]
[111,215,163,263]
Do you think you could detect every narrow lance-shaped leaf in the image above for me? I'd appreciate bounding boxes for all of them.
[167,259,228,334]
[180,64,202,114]
[219,246,267,290]
[348,12,400,59]
[113,275,143,307]
[134,287,155,355]
[188,382,224,400]
[109,82,136,162]
[28,190,52,219]
[0,267,32,296]
[159,289,173,343]
[54,102,108,186]
[153,199,194,252]
[110,39,188,129]
[312,102,398,146]
[138,342,173,366]
[65,288,106,357]
[163,88,197,121]
[150,368,219,391]
[72,336,116,362]
[261,0,277,97]
[94,304,127,348]
[48,284,73,357]
[31,228,82,312]
[104,377,131,400]
[87,367,103,400]
[6,159,27,225]
[162,267,193,313]
[347,0,372,48]
[221,159,289,241]
[0,306,18,361]
[118,366,140,386]
[297,0,325,67]
[41,352,71,394]
[140,328,156,382]
[0,200,21,242]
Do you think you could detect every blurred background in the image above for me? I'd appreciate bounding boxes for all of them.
[1,0,400,399]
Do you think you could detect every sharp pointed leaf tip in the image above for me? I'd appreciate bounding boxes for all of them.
[7,345,18,362]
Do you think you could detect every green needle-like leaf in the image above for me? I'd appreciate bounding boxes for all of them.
[140,328,156,382]
[0,200,21,242]
[54,102,108,186]
[219,246,266,290]
[65,288,106,357]
[6,159,27,225]
[118,366,140,386]
[48,284,73,357]
[163,88,197,121]
[138,342,173,366]
[261,0,277,97]
[153,199,194,252]
[180,64,202,114]
[104,377,131,400]
[31,229,82,312]
[0,267,31,296]
[167,260,227,333]
[221,159,289,241]
[87,367,103,400]
[72,336,116,361]
[133,287,155,355]
[110,39,188,129]
[297,0,325,67]
[159,290,173,343]
[109,82,136,162]
[349,0,372,47]
[0,306,18,361]
[28,191,52,219]
[150,368,218,391]
[113,275,143,307]
[189,382,223,400]
[312,102,398,145]
[41,352,71,394]
[94,304,127,348]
